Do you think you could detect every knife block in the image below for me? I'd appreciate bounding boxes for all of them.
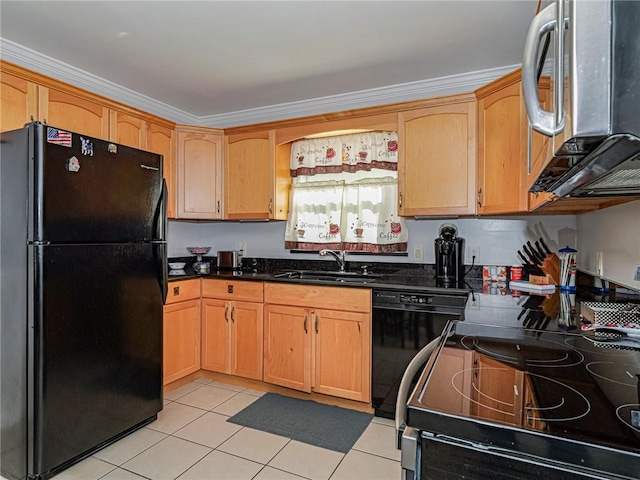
[529,253,560,285]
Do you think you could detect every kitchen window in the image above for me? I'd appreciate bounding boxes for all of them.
[284,132,408,253]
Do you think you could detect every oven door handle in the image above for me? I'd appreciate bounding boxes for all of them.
[395,337,440,448]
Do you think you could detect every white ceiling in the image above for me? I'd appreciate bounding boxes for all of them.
[0,1,537,127]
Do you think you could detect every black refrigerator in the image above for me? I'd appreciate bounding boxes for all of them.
[1,122,167,480]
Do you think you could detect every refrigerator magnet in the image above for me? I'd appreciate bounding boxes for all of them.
[80,137,93,156]
[66,156,80,172]
[108,143,117,154]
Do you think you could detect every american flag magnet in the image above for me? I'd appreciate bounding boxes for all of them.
[47,127,72,147]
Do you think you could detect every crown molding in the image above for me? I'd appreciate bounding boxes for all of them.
[0,38,198,124]
[200,64,519,128]
[1,38,519,129]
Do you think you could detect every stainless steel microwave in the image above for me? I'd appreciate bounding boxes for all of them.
[522,0,640,197]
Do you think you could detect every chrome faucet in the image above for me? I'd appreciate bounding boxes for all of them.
[319,249,346,272]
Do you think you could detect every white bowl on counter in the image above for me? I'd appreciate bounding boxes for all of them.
[169,262,186,270]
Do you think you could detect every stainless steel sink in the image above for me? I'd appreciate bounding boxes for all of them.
[272,270,382,284]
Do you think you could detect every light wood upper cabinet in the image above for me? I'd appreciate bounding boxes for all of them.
[176,126,224,219]
[398,95,477,216]
[523,76,556,210]
[109,110,147,149]
[225,130,288,220]
[38,86,110,139]
[1,70,38,132]
[148,122,177,219]
[201,279,264,381]
[476,71,528,214]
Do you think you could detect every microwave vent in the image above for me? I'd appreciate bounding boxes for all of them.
[587,168,640,190]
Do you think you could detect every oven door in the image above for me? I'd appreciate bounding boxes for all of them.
[414,434,608,480]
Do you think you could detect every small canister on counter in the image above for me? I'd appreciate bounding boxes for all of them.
[510,265,523,281]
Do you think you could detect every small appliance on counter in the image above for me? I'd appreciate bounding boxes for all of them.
[187,246,211,274]
[217,250,243,271]
[434,224,465,286]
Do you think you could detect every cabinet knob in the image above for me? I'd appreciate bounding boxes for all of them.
[217,200,221,214]
[303,315,308,334]
[268,198,273,214]
[314,315,319,334]
[224,305,229,322]
[231,306,235,323]
[399,193,403,208]
[477,188,483,208]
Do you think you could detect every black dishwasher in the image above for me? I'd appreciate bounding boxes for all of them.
[371,288,468,419]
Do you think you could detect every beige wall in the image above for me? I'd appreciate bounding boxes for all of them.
[577,200,640,290]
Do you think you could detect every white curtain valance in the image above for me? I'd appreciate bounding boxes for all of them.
[290,131,398,177]
[284,177,408,253]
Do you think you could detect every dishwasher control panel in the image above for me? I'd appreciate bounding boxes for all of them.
[399,294,433,305]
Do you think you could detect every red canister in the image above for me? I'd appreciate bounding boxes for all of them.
[510,265,523,281]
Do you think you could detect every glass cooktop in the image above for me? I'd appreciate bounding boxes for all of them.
[406,321,640,479]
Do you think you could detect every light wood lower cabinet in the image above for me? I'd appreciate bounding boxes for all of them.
[472,353,524,425]
[163,279,202,385]
[421,347,473,415]
[263,304,311,391]
[263,283,371,403]
[201,279,264,380]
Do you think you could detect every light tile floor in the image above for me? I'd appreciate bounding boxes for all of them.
[44,379,402,480]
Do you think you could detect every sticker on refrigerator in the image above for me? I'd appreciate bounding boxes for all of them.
[108,143,117,154]
[80,137,93,156]
[66,156,80,172]
[47,127,72,147]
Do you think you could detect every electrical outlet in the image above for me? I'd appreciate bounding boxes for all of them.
[634,264,640,281]
[596,251,604,276]
[467,294,480,309]
[468,246,480,264]
[239,241,247,255]
[413,245,424,261]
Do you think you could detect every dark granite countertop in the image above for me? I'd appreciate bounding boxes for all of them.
[167,256,475,294]
[167,257,639,334]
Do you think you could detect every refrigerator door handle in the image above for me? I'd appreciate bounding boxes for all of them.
[154,179,168,242]
[158,243,168,304]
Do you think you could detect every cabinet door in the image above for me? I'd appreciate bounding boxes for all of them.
[472,354,524,425]
[225,134,272,219]
[263,304,311,392]
[420,348,473,415]
[1,71,38,132]
[477,78,527,214]
[148,122,177,219]
[176,129,223,219]
[201,298,230,373]
[230,301,264,380]
[38,86,109,139]
[398,98,477,216]
[109,110,147,149]
[313,309,370,402]
[163,299,201,385]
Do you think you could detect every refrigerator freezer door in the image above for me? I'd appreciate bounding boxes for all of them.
[30,243,163,476]
[34,124,163,243]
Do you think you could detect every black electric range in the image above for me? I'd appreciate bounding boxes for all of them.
[405,321,640,479]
